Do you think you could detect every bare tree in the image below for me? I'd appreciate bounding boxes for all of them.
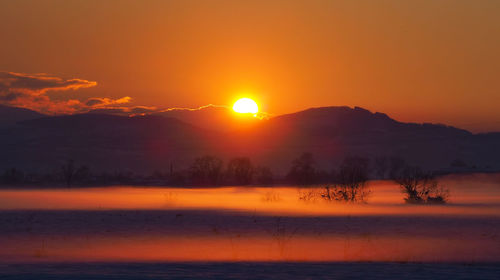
[226,157,254,185]
[189,155,223,185]
[254,166,274,185]
[394,166,449,204]
[61,159,76,187]
[74,165,91,184]
[61,160,91,187]
[321,156,371,203]
[286,152,317,185]
[1,168,25,185]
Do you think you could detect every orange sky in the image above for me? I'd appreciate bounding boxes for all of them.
[0,0,499,132]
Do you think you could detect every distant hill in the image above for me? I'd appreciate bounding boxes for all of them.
[212,106,491,173]
[0,105,498,175]
[0,113,221,172]
[0,105,45,126]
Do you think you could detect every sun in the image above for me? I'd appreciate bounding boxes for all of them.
[233,98,259,114]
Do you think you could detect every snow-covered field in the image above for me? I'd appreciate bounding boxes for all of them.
[1,262,499,280]
[0,174,498,278]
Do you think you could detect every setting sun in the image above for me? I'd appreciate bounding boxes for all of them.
[232,98,259,114]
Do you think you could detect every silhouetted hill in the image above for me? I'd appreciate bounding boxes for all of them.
[0,113,221,172]
[0,105,45,126]
[0,105,498,175]
[265,106,472,144]
[270,106,469,135]
[222,106,487,173]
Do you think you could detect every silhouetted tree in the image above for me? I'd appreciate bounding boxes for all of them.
[255,166,274,185]
[61,160,91,187]
[151,170,166,181]
[153,163,186,186]
[189,155,223,185]
[287,152,317,185]
[393,166,449,204]
[61,159,76,187]
[114,170,135,184]
[168,171,186,186]
[321,156,371,202]
[74,165,91,184]
[338,156,370,186]
[1,168,25,185]
[226,157,254,185]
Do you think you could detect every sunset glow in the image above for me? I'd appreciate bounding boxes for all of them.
[232,98,259,114]
[1,1,499,278]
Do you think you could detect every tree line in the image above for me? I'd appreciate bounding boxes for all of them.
[287,152,449,204]
[0,153,449,204]
[0,157,274,187]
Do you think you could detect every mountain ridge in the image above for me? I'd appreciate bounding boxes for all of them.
[0,104,497,174]
[0,104,46,127]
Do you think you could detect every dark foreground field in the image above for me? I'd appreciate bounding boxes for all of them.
[1,262,499,280]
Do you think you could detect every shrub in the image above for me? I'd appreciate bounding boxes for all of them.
[394,166,449,204]
[320,156,371,203]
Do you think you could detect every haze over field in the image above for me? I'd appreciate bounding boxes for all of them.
[0,174,499,263]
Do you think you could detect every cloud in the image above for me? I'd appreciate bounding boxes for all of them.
[0,72,96,96]
[158,103,271,119]
[159,104,228,112]
[87,106,158,116]
[0,71,139,115]
[85,96,132,107]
